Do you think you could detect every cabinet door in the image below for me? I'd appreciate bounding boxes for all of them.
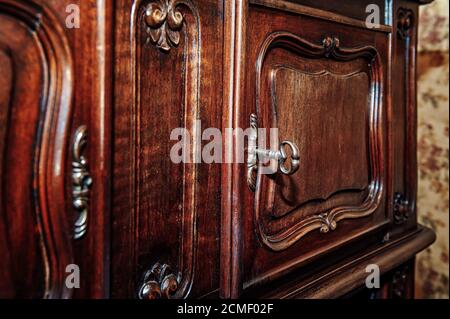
[0,0,74,298]
[235,1,391,294]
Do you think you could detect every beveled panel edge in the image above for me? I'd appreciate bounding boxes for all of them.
[250,0,393,33]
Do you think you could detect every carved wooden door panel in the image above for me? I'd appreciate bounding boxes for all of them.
[112,0,223,299]
[236,2,392,295]
[0,0,74,298]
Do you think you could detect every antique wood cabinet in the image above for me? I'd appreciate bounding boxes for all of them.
[0,0,436,299]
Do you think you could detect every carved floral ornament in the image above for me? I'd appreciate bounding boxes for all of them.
[393,192,409,225]
[138,263,181,299]
[322,36,340,57]
[144,0,184,52]
[391,265,410,298]
[397,8,414,39]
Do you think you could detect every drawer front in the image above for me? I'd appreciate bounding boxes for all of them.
[242,2,391,290]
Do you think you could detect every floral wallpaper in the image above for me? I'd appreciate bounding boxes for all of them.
[415,0,449,299]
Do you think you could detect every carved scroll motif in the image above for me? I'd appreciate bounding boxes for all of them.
[72,125,92,239]
[144,0,185,51]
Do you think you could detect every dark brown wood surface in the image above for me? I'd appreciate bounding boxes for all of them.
[0,0,111,298]
[112,0,223,299]
[0,0,75,298]
[240,0,391,295]
[220,0,433,299]
[0,0,435,299]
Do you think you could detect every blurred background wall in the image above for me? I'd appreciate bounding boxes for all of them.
[415,0,449,299]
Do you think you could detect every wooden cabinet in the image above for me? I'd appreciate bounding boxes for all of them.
[241,2,390,290]
[0,0,436,299]
[221,0,435,299]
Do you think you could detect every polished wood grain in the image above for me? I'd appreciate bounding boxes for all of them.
[0,0,74,298]
[271,70,369,213]
[252,226,434,298]
[221,0,432,299]
[69,0,113,299]
[112,0,223,299]
[0,0,435,299]
[253,32,385,252]
[239,1,390,293]
[0,0,112,299]
[251,0,392,31]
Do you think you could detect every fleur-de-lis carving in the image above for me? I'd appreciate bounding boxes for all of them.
[397,8,414,39]
[138,263,180,299]
[319,212,338,233]
[144,0,184,52]
[322,36,340,58]
[393,192,409,224]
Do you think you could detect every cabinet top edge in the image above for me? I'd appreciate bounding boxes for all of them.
[250,0,393,32]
